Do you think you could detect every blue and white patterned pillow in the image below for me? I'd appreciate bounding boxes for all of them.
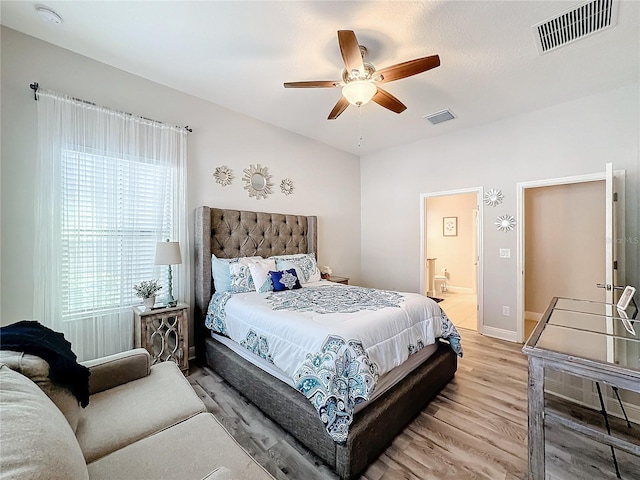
[229,262,255,293]
[272,253,321,284]
[269,269,302,291]
[212,254,261,292]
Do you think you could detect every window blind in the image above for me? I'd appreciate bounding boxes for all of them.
[60,148,173,320]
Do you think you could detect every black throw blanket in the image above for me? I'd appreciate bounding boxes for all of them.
[0,320,90,407]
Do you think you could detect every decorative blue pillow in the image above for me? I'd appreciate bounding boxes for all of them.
[272,253,321,284]
[269,269,302,291]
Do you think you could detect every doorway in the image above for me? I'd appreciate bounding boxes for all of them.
[420,188,483,332]
[516,166,625,343]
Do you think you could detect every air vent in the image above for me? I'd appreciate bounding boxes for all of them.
[533,0,618,54]
[424,110,456,125]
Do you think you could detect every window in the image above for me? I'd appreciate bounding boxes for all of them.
[34,90,189,361]
[60,149,173,320]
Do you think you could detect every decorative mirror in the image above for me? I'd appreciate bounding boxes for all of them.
[484,188,504,207]
[213,166,234,187]
[281,178,294,196]
[242,164,274,200]
[496,214,516,232]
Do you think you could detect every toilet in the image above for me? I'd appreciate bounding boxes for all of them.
[434,268,448,293]
[434,275,447,293]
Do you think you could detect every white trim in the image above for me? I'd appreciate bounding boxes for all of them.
[516,168,626,343]
[420,187,484,333]
[482,325,519,343]
[446,286,475,294]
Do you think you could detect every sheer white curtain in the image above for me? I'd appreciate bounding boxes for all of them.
[34,90,189,361]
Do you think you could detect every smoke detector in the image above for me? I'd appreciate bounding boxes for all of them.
[532,0,618,54]
[35,5,63,25]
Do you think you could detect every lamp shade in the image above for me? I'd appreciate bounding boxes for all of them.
[154,241,182,265]
[342,80,377,106]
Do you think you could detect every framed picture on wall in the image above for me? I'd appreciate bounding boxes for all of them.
[443,216,458,236]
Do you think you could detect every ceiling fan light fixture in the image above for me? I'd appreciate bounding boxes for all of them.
[342,81,377,106]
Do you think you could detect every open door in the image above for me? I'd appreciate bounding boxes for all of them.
[602,163,616,361]
[602,163,617,304]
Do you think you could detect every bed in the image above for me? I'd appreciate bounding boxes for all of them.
[194,206,459,479]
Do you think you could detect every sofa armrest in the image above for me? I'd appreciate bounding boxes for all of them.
[82,349,151,395]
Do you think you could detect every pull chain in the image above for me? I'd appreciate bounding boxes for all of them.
[357,106,363,148]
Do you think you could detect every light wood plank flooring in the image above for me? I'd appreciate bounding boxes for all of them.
[187,329,638,479]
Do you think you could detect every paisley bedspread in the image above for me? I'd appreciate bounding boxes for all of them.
[205,281,462,443]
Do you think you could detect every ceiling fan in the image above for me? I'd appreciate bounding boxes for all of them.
[284,30,440,120]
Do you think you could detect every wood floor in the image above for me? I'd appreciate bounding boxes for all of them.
[187,329,638,479]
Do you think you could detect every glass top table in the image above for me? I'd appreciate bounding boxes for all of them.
[524,297,640,371]
[522,296,640,479]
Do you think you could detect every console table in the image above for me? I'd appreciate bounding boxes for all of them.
[523,297,640,479]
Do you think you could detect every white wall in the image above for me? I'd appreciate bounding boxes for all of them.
[0,27,361,332]
[361,84,639,335]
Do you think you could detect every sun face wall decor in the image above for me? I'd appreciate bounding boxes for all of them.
[243,164,274,200]
[496,214,517,232]
[280,178,294,196]
[213,166,234,186]
[484,189,504,207]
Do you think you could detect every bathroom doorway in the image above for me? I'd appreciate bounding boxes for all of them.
[420,188,483,332]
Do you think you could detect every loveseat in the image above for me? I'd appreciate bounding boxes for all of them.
[0,348,275,480]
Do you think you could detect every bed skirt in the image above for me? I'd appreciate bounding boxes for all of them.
[205,337,457,479]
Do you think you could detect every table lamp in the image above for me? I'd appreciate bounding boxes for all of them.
[154,240,182,307]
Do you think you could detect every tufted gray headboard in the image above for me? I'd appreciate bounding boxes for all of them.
[194,206,317,359]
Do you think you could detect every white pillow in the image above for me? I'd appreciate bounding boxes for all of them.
[246,258,276,293]
[273,253,321,284]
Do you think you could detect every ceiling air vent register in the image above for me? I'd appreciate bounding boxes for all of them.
[424,110,456,125]
[532,0,619,54]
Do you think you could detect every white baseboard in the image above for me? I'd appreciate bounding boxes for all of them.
[481,325,519,343]
[446,285,475,294]
[525,311,542,322]
[189,346,195,361]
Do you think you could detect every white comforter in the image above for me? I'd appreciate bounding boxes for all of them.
[205,281,461,442]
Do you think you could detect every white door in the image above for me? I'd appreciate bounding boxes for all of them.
[603,162,617,305]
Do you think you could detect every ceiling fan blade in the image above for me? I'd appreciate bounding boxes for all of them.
[372,88,407,114]
[337,30,364,75]
[328,96,350,120]
[375,55,440,84]
[284,80,340,88]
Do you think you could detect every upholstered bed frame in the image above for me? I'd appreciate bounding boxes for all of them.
[194,206,457,479]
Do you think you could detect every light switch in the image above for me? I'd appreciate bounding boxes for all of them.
[499,248,511,258]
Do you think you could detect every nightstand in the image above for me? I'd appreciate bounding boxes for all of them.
[327,276,349,285]
[133,302,189,375]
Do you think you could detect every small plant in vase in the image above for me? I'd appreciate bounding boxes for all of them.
[133,280,162,308]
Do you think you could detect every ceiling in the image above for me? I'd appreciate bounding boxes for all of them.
[2,1,638,155]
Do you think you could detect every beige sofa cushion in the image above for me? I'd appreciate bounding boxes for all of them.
[0,363,89,480]
[0,350,81,432]
[76,361,206,463]
[87,413,274,480]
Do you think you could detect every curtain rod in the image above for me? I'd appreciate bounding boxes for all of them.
[29,82,193,133]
